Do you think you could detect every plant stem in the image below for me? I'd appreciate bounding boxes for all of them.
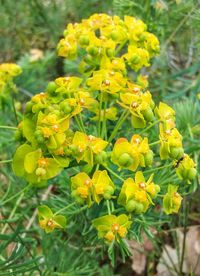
[1,192,25,234]
[0,183,32,205]
[139,119,160,135]
[74,116,84,133]
[149,140,160,146]
[143,163,173,174]
[108,109,129,144]
[12,96,18,125]
[0,126,17,130]
[106,200,111,215]
[103,165,125,182]
[98,91,103,137]
[54,202,76,215]
[78,113,86,133]
[180,199,188,274]
[0,159,12,164]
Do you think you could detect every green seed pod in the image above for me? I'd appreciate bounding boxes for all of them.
[94,151,107,164]
[110,30,118,41]
[170,147,184,160]
[87,45,99,56]
[143,107,154,122]
[79,35,89,46]
[25,101,33,113]
[187,168,197,181]
[139,33,147,42]
[144,150,154,167]
[14,129,22,141]
[106,48,114,57]
[84,54,93,63]
[46,81,58,94]
[125,199,137,213]
[130,54,141,64]
[82,164,93,174]
[135,202,144,214]
[118,153,133,167]
[36,167,46,177]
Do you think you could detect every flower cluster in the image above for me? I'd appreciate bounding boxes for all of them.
[11,14,197,251]
[0,63,21,98]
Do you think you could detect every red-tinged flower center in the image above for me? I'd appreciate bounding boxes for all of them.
[132,87,140,93]
[47,219,54,227]
[38,158,49,168]
[79,98,85,105]
[174,192,179,197]
[104,79,110,86]
[139,182,146,189]
[84,179,91,186]
[52,124,59,132]
[112,223,120,232]
[131,101,138,108]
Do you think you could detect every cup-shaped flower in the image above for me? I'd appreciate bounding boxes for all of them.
[71,172,93,206]
[38,205,66,233]
[12,144,61,185]
[159,124,183,160]
[119,91,154,128]
[155,102,175,129]
[93,170,115,202]
[175,154,197,183]
[92,214,132,243]
[163,185,182,215]
[118,171,160,213]
[71,131,108,166]
[111,138,140,171]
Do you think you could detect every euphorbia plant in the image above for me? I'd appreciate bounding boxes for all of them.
[11,13,197,263]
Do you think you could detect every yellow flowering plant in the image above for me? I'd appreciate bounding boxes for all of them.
[5,13,197,264]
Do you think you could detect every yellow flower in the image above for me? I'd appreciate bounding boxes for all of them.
[92,214,132,243]
[159,124,183,160]
[175,154,197,183]
[118,171,160,213]
[87,69,126,94]
[163,185,182,214]
[71,131,108,165]
[119,91,154,128]
[123,46,150,71]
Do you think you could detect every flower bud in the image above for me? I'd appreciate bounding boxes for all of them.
[106,48,114,57]
[110,30,118,41]
[25,101,33,113]
[94,151,107,164]
[87,45,99,56]
[170,147,184,160]
[36,167,46,176]
[118,153,133,167]
[125,200,137,212]
[82,164,93,174]
[144,150,154,167]
[60,102,72,114]
[143,107,154,122]
[130,55,141,64]
[187,168,197,181]
[103,186,115,200]
[79,35,89,46]
[46,81,58,94]
[135,202,144,214]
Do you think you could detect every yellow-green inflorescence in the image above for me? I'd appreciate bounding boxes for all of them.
[11,14,197,244]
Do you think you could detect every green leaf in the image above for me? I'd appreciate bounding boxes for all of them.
[12,144,33,176]
[24,149,41,173]
[23,117,36,142]
[38,205,53,219]
[53,215,67,228]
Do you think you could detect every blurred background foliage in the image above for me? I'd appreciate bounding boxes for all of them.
[0,0,200,275]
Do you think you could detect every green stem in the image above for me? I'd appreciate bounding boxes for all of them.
[78,113,86,133]
[139,119,160,135]
[106,200,111,215]
[74,116,84,133]
[115,40,127,56]
[12,96,18,125]
[0,183,32,205]
[108,109,129,144]
[1,192,24,234]
[69,205,88,215]
[0,126,17,130]
[54,202,76,215]
[104,165,125,182]
[180,199,188,274]
[101,100,107,139]
[149,140,160,146]
[0,159,12,164]
[143,163,173,174]
[98,91,103,137]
